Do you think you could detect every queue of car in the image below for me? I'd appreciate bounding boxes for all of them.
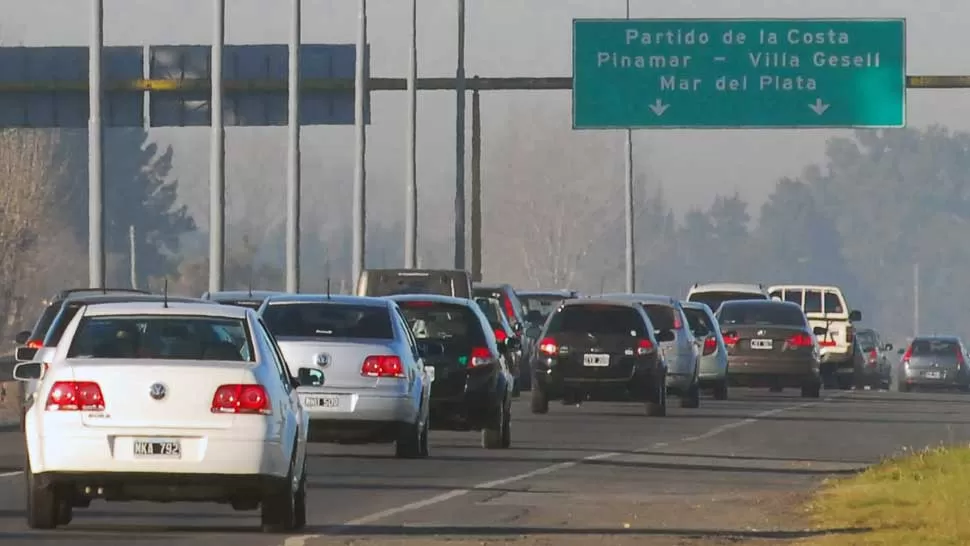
[3,272,950,532]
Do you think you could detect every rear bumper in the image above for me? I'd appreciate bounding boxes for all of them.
[33,471,286,504]
[903,367,970,388]
[726,356,819,388]
[533,357,663,401]
[820,350,853,366]
[304,392,419,443]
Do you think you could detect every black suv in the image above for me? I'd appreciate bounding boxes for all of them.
[391,294,517,449]
[530,299,671,416]
[13,288,150,354]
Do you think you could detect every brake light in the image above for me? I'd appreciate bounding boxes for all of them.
[786,333,814,348]
[211,384,271,414]
[673,315,682,330]
[846,325,855,343]
[502,297,516,321]
[702,336,717,356]
[538,337,558,356]
[361,355,405,378]
[27,339,42,349]
[469,347,493,367]
[493,328,508,343]
[637,339,654,356]
[45,381,105,411]
[901,346,912,364]
[722,331,739,348]
[957,350,965,369]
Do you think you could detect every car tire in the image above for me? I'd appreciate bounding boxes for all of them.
[531,384,549,414]
[261,455,297,533]
[680,379,701,409]
[646,373,667,417]
[712,380,728,400]
[801,383,821,398]
[501,399,512,449]
[25,455,60,530]
[482,400,505,449]
[395,418,424,459]
[293,459,307,530]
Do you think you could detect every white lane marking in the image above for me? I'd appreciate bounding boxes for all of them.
[282,396,830,546]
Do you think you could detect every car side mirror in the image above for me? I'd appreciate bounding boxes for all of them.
[897,348,905,355]
[297,367,325,387]
[15,346,38,362]
[14,331,30,344]
[656,330,675,343]
[884,343,893,351]
[504,336,522,352]
[13,361,43,381]
[849,310,862,322]
[512,321,523,334]
[416,340,444,358]
[812,326,827,336]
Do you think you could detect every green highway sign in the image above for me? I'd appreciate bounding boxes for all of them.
[572,18,906,129]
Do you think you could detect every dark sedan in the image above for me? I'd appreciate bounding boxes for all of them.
[715,299,823,398]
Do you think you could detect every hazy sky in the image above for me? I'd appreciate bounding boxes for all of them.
[4,0,970,232]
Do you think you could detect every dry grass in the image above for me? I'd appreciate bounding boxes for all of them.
[802,445,970,546]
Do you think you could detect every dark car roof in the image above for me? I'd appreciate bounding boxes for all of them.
[560,298,644,310]
[386,294,475,307]
[517,290,578,297]
[473,284,514,291]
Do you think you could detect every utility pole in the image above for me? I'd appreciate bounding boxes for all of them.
[209,0,226,293]
[285,0,302,292]
[470,82,482,282]
[404,0,418,268]
[129,225,137,289]
[623,0,635,293]
[351,0,368,285]
[913,262,919,337]
[88,0,104,288]
[454,0,467,271]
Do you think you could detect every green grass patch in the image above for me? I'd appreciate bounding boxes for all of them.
[802,445,970,546]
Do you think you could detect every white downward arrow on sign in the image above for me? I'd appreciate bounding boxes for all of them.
[808,98,830,115]
[648,98,669,116]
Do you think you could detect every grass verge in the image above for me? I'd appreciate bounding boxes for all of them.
[802,445,970,546]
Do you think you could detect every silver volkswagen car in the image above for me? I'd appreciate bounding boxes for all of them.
[596,294,701,408]
[259,294,434,458]
[681,301,730,400]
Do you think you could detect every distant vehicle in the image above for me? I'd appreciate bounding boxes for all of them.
[855,328,893,389]
[715,299,823,398]
[897,336,970,392]
[530,298,670,416]
[595,294,701,408]
[474,284,538,390]
[767,284,862,390]
[517,290,582,327]
[355,268,472,298]
[14,293,203,432]
[685,283,769,312]
[260,294,433,458]
[391,294,516,449]
[680,301,730,400]
[201,290,284,310]
[13,287,151,351]
[13,301,309,532]
[474,296,522,394]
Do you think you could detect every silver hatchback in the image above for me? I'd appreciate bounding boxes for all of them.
[680,301,730,400]
[597,293,701,408]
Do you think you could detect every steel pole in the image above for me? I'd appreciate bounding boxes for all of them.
[454,0,467,270]
[285,0,302,292]
[404,0,418,268]
[623,0,635,292]
[351,0,368,285]
[88,0,104,288]
[209,0,226,292]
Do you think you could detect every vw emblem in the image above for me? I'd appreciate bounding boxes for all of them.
[149,383,167,401]
[314,353,331,367]
[756,329,766,336]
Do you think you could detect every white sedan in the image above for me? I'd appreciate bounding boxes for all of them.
[13,301,309,532]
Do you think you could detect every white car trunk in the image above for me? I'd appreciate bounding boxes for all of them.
[66,359,254,430]
[276,338,399,390]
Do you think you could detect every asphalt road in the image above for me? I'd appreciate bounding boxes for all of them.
[1,387,970,545]
[0,354,14,382]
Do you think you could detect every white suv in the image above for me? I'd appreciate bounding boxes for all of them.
[685,283,769,313]
[767,285,862,390]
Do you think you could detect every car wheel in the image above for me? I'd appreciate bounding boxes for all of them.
[713,379,729,400]
[680,379,701,409]
[395,418,424,459]
[801,383,821,398]
[531,384,549,414]
[261,454,297,533]
[482,400,505,449]
[293,458,307,530]
[25,455,60,530]
[501,399,512,449]
[646,373,667,417]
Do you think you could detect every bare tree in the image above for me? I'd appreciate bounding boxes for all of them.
[482,101,624,288]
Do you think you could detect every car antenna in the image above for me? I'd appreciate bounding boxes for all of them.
[247,271,253,298]
[163,278,169,308]
[326,278,332,300]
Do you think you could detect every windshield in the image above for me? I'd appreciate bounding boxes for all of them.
[642,304,678,331]
[262,303,393,339]
[911,339,961,356]
[546,305,647,337]
[856,331,877,351]
[66,315,253,361]
[683,307,715,335]
[519,295,565,323]
[397,302,487,345]
[474,297,504,327]
[717,303,806,327]
[688,291,767,313]
[365,272,458,297]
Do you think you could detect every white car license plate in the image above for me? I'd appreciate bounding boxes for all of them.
[301,394,343,410]
[133,438,181,458]
[583,354,610,367]
[925,371,942,379]
[750,339,773,350]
